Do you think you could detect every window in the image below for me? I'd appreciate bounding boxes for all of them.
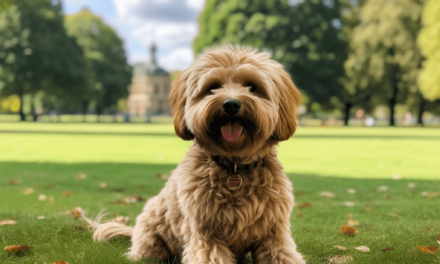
[155,84,159,94]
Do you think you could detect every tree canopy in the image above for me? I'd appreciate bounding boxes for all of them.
[65,9,132,115]
[418,0,440,101]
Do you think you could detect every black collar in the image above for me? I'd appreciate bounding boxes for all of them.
[212,155,258,175]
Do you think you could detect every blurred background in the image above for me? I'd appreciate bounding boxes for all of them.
[1,0,439,126]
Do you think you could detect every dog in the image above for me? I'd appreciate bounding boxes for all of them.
[83,46,306,264]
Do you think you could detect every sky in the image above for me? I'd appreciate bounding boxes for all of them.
[63,0,206,72]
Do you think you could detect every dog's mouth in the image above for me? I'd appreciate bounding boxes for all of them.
[220,122,243,142]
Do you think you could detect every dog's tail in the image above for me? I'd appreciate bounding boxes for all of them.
[81,210,134,241]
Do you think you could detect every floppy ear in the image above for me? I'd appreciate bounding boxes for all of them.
[271,69,301,141]
[169,71,194,140]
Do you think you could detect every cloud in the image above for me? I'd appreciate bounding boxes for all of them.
[159,47,194,72]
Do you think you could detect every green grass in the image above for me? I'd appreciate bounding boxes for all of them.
[0,123,439,263]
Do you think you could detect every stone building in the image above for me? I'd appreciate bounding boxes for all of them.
[127,44,171,117]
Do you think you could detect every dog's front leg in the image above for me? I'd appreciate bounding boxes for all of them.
[182,235,235,264]
[253,232,305,264]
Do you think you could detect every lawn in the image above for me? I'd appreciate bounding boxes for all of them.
[0,122,439,264]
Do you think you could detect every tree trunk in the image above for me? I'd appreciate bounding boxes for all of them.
[82,101,88,123]
[18,90,26,121]
[344,103,352,126]
[417,97,425,126]
[31,95,37,121]
[389,64,398,126]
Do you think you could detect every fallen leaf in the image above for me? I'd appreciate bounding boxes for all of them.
[408,183,415,188]
[377,186,389,191]
[340,225,359,236]
[74,173,86,180]
[7,179,22,185]
[99,182,107,188]
[384,194,391,199]
[71,207,84,218]
[344,201,355,207]
[365,206,372,212]
[294,191,305,196]
[4,245,33,253]
[320,191,335,198]
[113,216,129,224]
[51,261,69,264]
[37,216,45,220]
[62,191,73,197]
[0,220,16,225]
[123,195,146,204]
[155,173,169,180]
[297,212,303,218]
[328,255,353,263]
[437,236,440,245]
[393,175,401,180]
[348,220,359,226]
[382,247,394,251]
[347,189,356,194]
[388,213,400,218]
[38,194,47,201]
[295,202,312,208]
[355,246,370,252]
[334,246,346,250]
[23,188,34,195]
[416,246,438,255]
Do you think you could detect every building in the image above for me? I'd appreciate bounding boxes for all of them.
[127,44,171,117]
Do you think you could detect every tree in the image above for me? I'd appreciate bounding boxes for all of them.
[418,0,440,101]
[65,9,132,116]
[193,0,349,113]
[0,0,88,120]
[344,0,426,126]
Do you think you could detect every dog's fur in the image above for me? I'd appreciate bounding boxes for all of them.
[83,46,306,264]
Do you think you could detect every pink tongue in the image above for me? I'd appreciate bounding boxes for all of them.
[221,122,243,142]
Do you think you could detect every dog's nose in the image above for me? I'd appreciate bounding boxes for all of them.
[222,99,241,115]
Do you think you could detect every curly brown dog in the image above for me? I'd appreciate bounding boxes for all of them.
[83,46,306,264]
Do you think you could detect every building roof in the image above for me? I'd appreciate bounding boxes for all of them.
[133,44,169,76]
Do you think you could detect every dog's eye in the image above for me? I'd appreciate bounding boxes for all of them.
[209,83,222,91]
[246,83,257,92]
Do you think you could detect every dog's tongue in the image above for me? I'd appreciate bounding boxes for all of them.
[221,122,243,142]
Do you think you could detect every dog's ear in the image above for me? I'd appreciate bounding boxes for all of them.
[271,69,301,141]
[169,71,194,140]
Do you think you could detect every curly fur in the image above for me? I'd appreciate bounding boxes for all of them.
[83,46,305,264]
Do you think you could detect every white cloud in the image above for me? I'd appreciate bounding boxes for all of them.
[159,47,194,72]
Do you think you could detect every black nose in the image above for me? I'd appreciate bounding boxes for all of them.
[222,99,241,115]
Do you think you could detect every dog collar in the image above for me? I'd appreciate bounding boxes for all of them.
[212,155,258,175]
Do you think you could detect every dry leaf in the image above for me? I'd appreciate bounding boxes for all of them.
[51,261,69,264]
[320,191,335,198]
[348,220,359,226]
[365,206,372,212]
[393,175,401,180]
[382,247,394,251]
[37,216,45,220]
[62,191,73,197]
[113,216,129,224]
[340,225,359,236]
[344,201,355,207]
[0,220,16,225]
[294,191,305,196]
[297,212,303,218]
[334,246,346,250]
[437,236,440,245]
[408,183,415,188]
[71,207,84,218]
[347,189,356,194]
[155,173,169,180]
[23,188,34,195]
[388,213,400,218]
[4,245,33,253]
[416,246,438,255]
[377,186,389,191]
[295,202,312,208]
[99,182,107,188]
[74,173,86,180]
[384,194,391,199]
[355,246,370,252]
[7,179,22,185]
[329,255,353,263]
[38,194,47,201]
[123,195,146,204]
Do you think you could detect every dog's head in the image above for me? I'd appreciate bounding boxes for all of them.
[170,46,300,158]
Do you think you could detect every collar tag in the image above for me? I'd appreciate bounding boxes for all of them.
[233,163,238,175]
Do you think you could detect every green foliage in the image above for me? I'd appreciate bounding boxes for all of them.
[418,0,440,100]
[65,9,132,115]
[193,0,349,110]
[0,0,88,119]
[344,0,426,125]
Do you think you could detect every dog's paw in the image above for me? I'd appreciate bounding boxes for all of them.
[125,251,143,261]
